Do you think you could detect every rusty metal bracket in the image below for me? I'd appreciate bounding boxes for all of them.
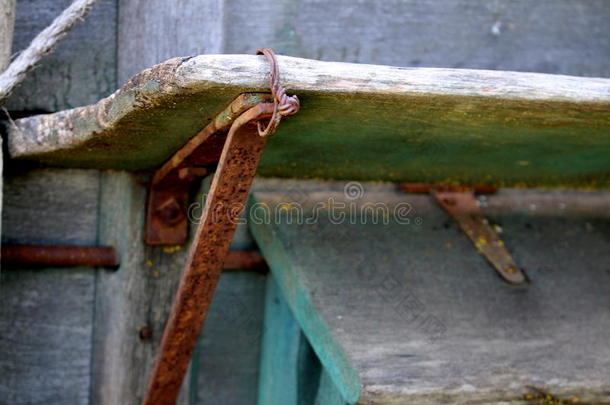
[145,92,272,245]
[142,102,274,405]
[142,49,298,404]
[146,49,299,246]
[400,183,526,284]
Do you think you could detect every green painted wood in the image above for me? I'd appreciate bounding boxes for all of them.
[258,276,346,405]
[258,276,303,405]
[249,180,610,405]
[7,55,610,188]
[250,196,361,404]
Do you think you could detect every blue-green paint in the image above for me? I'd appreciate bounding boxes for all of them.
[258,276,346,405]
[258,276,303,405]
[249,196,361,404]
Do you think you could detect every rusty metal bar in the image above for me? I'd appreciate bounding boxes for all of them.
[1,244,263,272]
[1,244,119,268]
[224,250,267,271]
[145,93,272,245]
[433,191,526,284]
[141,102,276,405]
[400,183,525,284]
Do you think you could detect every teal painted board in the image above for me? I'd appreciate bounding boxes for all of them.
[258,276,302,405]
[250,195,361,404]
[249,180,610,405]
[258,276,345,405]
[314,369,346,405]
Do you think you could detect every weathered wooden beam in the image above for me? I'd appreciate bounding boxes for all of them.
[249,181,610,405]
[0,168,99,405]
[0,0,16,73]
[7,54,610,187]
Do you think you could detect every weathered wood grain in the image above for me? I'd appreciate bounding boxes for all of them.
[91,170,191,405]
[0,0,102,104]
[7,55,610,187]
[0,168,100,405]
[117,0,224,85]
[194,271,266,405]
[2,168,100,244]
[5,0,116,112]
[224,0,610,79]
[0,268,95,405]
[249,180,610,405]
[0,0,15,72]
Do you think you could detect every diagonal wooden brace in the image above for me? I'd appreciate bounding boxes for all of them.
[141,101,275,405]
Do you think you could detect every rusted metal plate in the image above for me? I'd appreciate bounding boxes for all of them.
[145,93,272,245]
[1,244,119,268]
[141,102,275,405]
[433,191,526,284]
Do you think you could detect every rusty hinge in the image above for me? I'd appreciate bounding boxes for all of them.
[141,49,298,405]
[400,183,526,285]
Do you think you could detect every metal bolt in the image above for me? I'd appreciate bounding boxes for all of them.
[139,327,153,340]
[155,197,184,226]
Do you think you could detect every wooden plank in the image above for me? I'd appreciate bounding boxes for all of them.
[2,168,100,244]
[5,0,116,112]
[0,268,95,405]
[0,168,99,405]
[223,0,610,78]
[0,0,15,72]
[249,180,610,405]
[117,0,224,85]
[7,55,610,187]
[258,276,303,405]
[193,271,266,405]
[258,276,345,405]
[90,170,191,405]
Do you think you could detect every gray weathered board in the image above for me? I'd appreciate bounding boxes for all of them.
[0,169,99,405]
[119,0,610,82]
[0,168,264,405]
[6,55,610,188]
[6,0,610,113]
[5,0,116,112]
[249,180,610,405]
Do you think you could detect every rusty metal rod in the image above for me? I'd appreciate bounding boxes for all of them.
[141,103,275,405]
[1,244,119,268]
[1,245,264,272]
[223,250,267,271]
